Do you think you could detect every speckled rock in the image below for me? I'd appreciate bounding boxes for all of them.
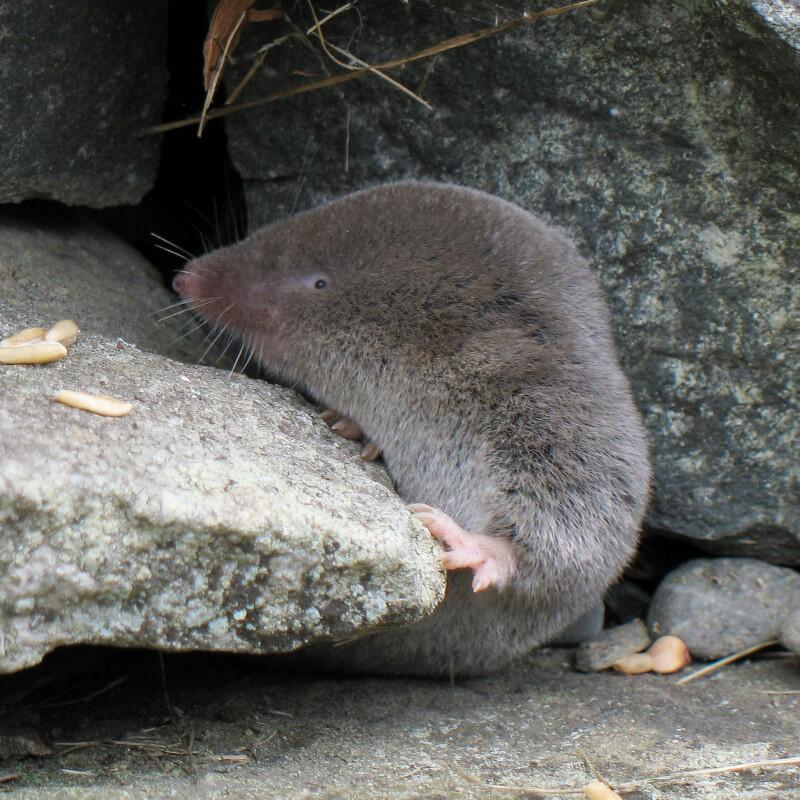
[648,558,800,659]
[215,0,800,563]
[0,1,166,206]
[573,619,651,672]
[715,0,800,91]
[0,213,444,675]
[779,607,800,656]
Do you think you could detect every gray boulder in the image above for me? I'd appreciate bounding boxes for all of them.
[779,607,800,656]
[648,558,800,659]
[0,212,445,675]
[716,0,800,91]
[217,0,800,563]
[0,1,167,206]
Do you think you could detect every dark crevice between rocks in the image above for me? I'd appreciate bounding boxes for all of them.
[94,0,247,287]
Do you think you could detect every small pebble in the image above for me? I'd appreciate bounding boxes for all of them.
[647,558,800,660]
[574,618,651,672]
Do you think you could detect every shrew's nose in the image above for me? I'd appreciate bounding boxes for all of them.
[172,270,195,297]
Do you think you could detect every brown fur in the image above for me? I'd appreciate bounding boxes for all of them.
[175,182,651,677]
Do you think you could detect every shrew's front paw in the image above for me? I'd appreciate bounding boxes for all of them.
[408,504,516,592]
[320,409,364,440]
[320,409,382,460]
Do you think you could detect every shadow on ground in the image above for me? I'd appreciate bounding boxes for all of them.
[0,646,798,798]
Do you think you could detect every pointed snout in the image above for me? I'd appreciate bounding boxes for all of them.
[172,270,196,298]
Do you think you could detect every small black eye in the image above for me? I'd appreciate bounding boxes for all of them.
[314,278,327,289]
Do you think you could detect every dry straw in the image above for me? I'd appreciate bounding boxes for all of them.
[144,0,600,136]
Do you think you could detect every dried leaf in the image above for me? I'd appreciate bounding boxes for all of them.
[201,0,282,135]
[204,0,254,91]
[249,9,282,23]
[203,0,282,90]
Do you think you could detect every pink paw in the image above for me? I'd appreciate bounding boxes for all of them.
[408,504,516,592]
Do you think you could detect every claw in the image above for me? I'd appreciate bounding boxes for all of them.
[320,408,366,441]
[360,441,382,461]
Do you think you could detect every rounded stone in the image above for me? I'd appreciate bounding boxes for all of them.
[648,558,800,659]
[574,618,651,672]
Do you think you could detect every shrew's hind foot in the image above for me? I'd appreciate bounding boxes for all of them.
[408,504,517,592]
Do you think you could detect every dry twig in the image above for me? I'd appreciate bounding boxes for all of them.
[201,0,282,133]
[143,0,599,136]
[676,640,779,686]
[39,675,127,708]
[305,0,431,109]
[226,3,353,107]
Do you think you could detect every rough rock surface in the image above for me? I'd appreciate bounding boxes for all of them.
[2,647,798,798]
[779,607,800,656]
[573,619,651,672]
[648,558,800,659]
[716,0,800,91]
[0,213,444,675]
[219,0,800,563]
[0,1,167,206]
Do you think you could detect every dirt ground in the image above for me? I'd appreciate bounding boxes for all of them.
[0,645,798,799]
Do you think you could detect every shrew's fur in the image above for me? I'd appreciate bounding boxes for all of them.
[177,182,651,677]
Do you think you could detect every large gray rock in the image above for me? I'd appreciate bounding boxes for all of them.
[218,0,800,563]
[0,1,167,206]
[780,607,800,656]
[716,0,800,90]
[648,558,800,659]
[0,212,444,675]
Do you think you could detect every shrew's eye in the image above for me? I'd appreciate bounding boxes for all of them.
[314,278,328,289]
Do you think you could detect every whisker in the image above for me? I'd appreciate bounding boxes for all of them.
[199,324,229,364]
[240,335,256,375]
[198,304,235,364]
[158,306,197,323]
[157,298,220,323]
[150,232,194,258]
[229,339,246,378]
[156,303,194,322]
[170,317,208,346]
[212,197,223,249]
[174,268,202,278]
[154,243,190,261]
[215,332,235,367]
[181,214,213,256]
[153,298,191,315]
